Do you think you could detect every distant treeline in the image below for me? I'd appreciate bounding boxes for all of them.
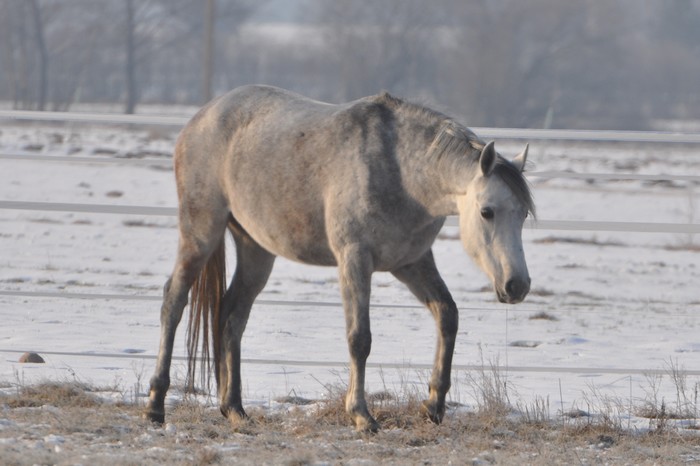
[2,0,699,130]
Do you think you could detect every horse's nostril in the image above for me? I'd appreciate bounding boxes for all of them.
[505,278,529,298]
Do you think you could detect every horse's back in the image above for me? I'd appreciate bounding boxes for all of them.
[175,85,442,269]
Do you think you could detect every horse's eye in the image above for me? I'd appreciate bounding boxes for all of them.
[480,207,494,220]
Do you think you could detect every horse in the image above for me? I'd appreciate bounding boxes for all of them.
[144,85,535,432]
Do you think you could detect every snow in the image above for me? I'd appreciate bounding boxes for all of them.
[0,121,698,429]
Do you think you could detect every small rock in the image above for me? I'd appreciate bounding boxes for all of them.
[19,352,45,364]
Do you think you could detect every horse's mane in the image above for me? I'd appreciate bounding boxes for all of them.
[493,156,536,218]
[428,119,485,159]
[378,92,536,217]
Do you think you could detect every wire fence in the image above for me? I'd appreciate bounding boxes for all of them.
[5,152,700,183]
[3,109,700,143]
[2,111,699,379]
[1,347,698,377]
[1,199,698,234]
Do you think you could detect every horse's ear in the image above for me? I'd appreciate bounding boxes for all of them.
[480,140,497,176]
[512,143,529,172]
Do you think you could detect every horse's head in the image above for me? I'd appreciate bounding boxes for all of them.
[458,141,534,304]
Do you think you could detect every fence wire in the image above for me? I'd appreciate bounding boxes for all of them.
[2,113,699,380]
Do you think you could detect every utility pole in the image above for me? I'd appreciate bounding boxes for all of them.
[125,0,136,114]
[29,0,47,111]
[202,0,215,104]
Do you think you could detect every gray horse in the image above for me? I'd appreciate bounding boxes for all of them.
[145,85,535,432]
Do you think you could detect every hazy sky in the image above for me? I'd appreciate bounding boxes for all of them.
[251,0,310,23]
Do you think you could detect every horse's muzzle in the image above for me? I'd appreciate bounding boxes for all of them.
[497,277,531,304]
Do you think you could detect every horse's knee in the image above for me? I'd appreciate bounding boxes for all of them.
[347,328,372,361]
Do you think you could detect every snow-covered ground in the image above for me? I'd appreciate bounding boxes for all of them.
[1,120,698,430]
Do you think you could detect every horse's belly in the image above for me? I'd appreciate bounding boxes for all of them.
[271,238,337,266]
[235,211,337,266]
[373,236,436,271]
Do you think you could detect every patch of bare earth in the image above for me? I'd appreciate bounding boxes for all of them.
[1,382,699,465]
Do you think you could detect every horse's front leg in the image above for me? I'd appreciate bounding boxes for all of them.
[392,250,458,424]
[337,244,378,433]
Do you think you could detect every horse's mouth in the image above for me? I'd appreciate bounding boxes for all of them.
[495,278,530,304]
[496,290,525,304]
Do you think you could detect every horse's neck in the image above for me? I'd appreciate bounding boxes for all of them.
[433,155,478,216]
[393,106,479,218]
[399,146,477,218]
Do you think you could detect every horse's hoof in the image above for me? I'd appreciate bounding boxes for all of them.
[144,410,165,425]
[222,406,255,432]
[354,416,380,434]
[421,400,444,425]
[220,405,247,420]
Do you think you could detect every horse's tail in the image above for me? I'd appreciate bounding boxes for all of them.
[185,236,227,394]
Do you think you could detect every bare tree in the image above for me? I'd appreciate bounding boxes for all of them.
[1,1,46,110]
[0,0,697,128]
[316,0,437,102]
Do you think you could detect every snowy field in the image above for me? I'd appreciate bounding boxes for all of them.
[1,119,698,431]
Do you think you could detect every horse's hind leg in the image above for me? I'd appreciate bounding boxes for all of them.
[218,225,275,421]
[145,273,190,423]
[391,250,458,424]
[145,204,228,424]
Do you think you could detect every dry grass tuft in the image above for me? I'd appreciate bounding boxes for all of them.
[192,449,221,466]
[665,243,700,253]
[6,381,103,408]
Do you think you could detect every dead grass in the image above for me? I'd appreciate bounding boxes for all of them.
[5,381,103,409]
[665,243,700,253]
[1,376,699,465]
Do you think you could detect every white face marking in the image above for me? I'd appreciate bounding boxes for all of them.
[458,174,530,304]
